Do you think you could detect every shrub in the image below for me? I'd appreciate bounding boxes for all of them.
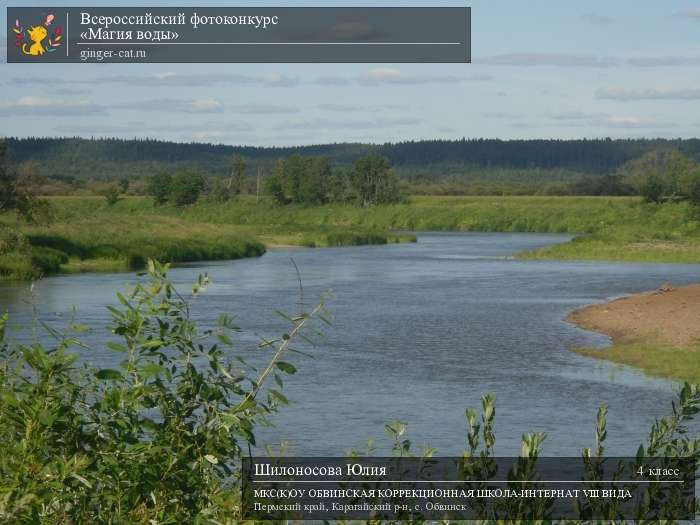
[326,231,388,246]
[0,227,29,256]
[30,246,69,273]
[101,184,120,206]
[0,261,329,522]
[146,171,173,206]
[125,252,146,270]
[170,170,206,207]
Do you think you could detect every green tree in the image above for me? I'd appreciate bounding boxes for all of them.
[327,166,356,203]
[264,155,331,205]
[294,156,329,205]
[680,167,700,208]
[622,150,696,203]
[146,171,173,206]
[0,142,50,223]
[264,161,287,205]
[351,154,401,206]
[169,170,205,207]
[231,154,247,196]
[208,177,232,203]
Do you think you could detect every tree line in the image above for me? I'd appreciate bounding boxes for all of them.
[7,136,700,180]
[4,138,700,202]
[146,153,402,207]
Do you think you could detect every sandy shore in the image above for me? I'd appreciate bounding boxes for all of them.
[568,283,700,347]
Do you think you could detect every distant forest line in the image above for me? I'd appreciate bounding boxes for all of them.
[6,136,700,197]
[7,136,700,174]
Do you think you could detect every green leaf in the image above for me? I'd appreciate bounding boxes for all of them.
[217,333,233,346]
[116,292,130,308]
[270,389,289,405]
[106,342,127,353]
[71,473,93,489]
[95,369,124,381]
[0,312,8,341]
[276,362,296,374]
[141,339,164,349]
[139,362,166,378]
[71,323,90,334]
[37,410,56,426]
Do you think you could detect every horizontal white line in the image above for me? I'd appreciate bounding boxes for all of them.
[75,42,462,46]
[253,480,684,484]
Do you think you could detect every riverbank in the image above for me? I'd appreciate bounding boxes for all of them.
[174,195,700,264]
[569,285,700,384]
[0,196,416,280]
[2,194,700,279]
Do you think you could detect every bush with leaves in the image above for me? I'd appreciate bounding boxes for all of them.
[352,154,403,206]
[146,171,173,206]
[101,184,120,206]
[169,170,206,207]
[0,141,51,224]
[622,150,698,203]
[0,260,329,523]
[351,388,699,523]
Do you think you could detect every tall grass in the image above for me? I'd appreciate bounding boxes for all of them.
[0,202,265,279]
[2,195,700,280]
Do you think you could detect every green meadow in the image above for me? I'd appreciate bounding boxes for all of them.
[574,342,700,384]
[2,194,700,280]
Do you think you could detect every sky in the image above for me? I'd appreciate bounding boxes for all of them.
[1,1,700,146]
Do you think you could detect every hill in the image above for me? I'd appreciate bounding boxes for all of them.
[6,136,700,181]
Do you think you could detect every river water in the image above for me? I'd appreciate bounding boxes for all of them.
[1,233,698,456]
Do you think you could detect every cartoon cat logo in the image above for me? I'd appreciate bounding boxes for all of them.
[12,14,62,57]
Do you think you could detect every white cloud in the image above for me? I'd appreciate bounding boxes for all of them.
[54,122,142,134]
[116,98,224,113]
[477,53,617,67]
[313,69,489,86]
[549,111,671,129]
[229,104,300,114]
[53,121,253,142]
[549,111,608,120]
[318,103,409,112]
[627,55,700,67]
[277,115,422,131]
[596,87,700,100]
[359,67,468,85]
[14,72,300,88]
[0,97,105,116]
[595,116,665,129]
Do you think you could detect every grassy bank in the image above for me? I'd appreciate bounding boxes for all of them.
[0,196,415,280]
[2,194,700,280]
[573,343,700,384]
[174,195,700,264]
[0,214,267,279]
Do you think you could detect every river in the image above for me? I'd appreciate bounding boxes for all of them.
[1,232,698,456]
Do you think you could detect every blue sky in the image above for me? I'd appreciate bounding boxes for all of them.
[1,1,700,146]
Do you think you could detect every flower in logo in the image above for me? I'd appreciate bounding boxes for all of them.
[12,14,62,56]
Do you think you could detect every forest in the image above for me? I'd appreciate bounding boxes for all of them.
[7,136,700,181]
